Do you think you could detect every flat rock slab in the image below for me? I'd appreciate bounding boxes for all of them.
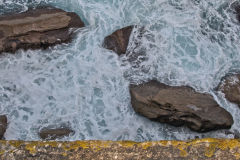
[0,138,239,159]
[0,6,84,53]
[130,80,233,132]
[217,74,240,108]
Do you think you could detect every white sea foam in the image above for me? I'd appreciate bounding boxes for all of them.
[0,0,240,141]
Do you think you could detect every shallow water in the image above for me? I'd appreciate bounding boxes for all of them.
[0,0,240,141]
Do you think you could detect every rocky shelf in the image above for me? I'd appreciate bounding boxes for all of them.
[0,139,239,159]
[0,6,84,53]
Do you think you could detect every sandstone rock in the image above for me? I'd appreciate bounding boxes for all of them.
[130,80,233,132]
[217,74,240,108]
[39,127,74,140]
[0,115,7,139]
[0,6,84,53]
[103,25,134,55]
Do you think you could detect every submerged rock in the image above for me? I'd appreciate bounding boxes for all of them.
[103,25,134,55]
[217,74,240,108]
[0,115,7,139]
[39,127,74,140]
[0,6,84,53]
[130,80,233,132]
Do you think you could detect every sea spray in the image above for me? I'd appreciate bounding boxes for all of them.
[0,0,240,141]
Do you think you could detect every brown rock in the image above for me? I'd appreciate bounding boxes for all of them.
[217,74,240,108]
[130,80,233,132]
[103,26,134,55]
[0,6,84,53]
[0,115,7,139]
[39,127,74,140]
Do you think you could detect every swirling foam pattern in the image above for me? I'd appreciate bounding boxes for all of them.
[0,0,240,141]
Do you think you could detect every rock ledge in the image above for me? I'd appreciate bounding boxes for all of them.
[0,138,239,159]
[0,6,84,53]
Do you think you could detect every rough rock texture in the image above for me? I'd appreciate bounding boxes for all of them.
[130,80,233,132]
[0,115,7,139]
[217,74,240,108]
[39,127,74,140]
[0,138,239,159]
[103,25,134,55]
[0,6,84,53]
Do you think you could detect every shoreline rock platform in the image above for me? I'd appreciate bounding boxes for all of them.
[0,138,239,159]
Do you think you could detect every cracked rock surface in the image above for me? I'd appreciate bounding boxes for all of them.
[130,80,233,132]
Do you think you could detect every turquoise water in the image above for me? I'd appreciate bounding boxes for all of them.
[0,0,240,141]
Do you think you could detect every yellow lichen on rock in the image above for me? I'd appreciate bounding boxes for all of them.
[0,138,239,159]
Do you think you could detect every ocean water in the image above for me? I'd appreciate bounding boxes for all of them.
[0,0,240,141]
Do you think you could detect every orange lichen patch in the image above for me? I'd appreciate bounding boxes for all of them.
[8,140,24,148]
[205,143,218,158]
[167,140,189,157]
[89,141,113,151]
[217,139,240,150]
[118,141,138,148]
[158,140,169,146]
[25,142,38,154]
[139,142,155,149]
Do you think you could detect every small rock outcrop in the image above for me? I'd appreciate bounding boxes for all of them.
[217,74,240,108]
[103,26,134,55]
[0,115,7,139]
[0,6,84,53]
[39,127,74,140]
[130,80,233,132]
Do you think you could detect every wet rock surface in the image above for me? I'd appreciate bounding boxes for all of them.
[217,74,240,108]
[103,25,134,55]
[130,80,233,132]
[0,6,84,53]
[0,115,7,140]
[39,127,74,140]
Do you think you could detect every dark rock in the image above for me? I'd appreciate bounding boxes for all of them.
[0,6,84,53]
[130,80,233,132]
[230,1,240,22]
[103,26,134,55]
[217,74,240,108]
[0,115,7,139]
[39,127,74,140]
